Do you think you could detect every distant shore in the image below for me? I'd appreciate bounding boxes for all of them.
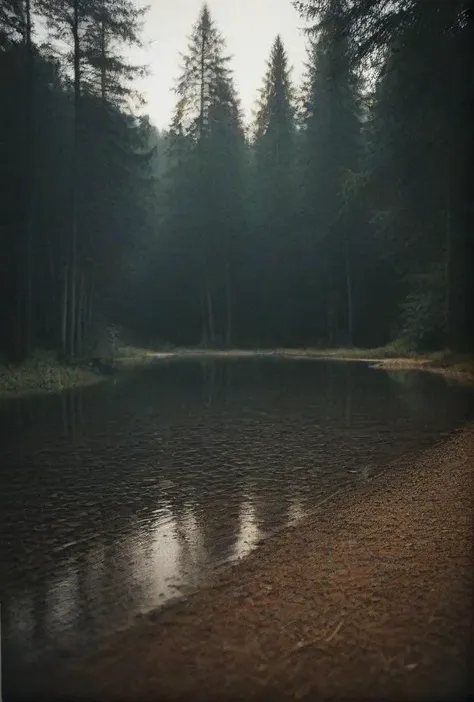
[37,423,474,701]
[1,345,473,400]
[152,346,474,385]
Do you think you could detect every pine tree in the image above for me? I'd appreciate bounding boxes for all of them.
[0,0,36,358]
[37,0,149,359]
[206,74,245,346]
[254,36,295,224]
[83,0,146,107]
[252,35,296,344]
[166,4,244,346]
[299,0,361,346]
[366,1,473,350]
[0,0,25,48]
[296,0,473,351]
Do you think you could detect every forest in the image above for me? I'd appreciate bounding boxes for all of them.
[1,0,473,364]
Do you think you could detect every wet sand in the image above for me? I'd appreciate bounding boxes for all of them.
[42,424,473,701]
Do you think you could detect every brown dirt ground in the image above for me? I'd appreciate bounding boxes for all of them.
[45,425,473,702]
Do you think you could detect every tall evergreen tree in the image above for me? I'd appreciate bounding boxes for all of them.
[299,0,362,346]
[37,0,148,359]
[251,35,296,345]
[296,0,473,352]
[365,1,473,350]
[83,0,146,106]
[166,4,244,346]
[0,0,25,48]
[0,0,154,362]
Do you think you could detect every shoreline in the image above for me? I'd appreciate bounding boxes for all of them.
[154,347,474,386]
[0,348,171,400]
[1,346,472,400]
[38,423,474,701]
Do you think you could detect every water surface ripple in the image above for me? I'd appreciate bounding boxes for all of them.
[0,358,472,699]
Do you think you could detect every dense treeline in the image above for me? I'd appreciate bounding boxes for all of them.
[1,0,473,363]
[0,0,154,362]
[129,0,473,352]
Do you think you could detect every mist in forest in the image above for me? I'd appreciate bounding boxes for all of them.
[1,0,472,361]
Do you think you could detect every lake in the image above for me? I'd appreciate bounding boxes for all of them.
[0,358,472,700]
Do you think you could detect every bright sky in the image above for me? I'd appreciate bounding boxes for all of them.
[132,0,310,130]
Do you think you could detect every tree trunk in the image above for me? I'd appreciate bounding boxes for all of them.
[76,273,85,358]
[225,259,232,347]
[205,280,215,347]
[24,0,34,357]
[325,249,335,347]
[46,228,58,341]
[15,260,25,361]
[81,283,89,357]
[198,24,214,349]
[69,268,78,360]
[61,265,69,357]
[444,184,452,349]
[87,282,95,354]
[69,0,81,361]
[344,227,354,347]
[200,293,208,347]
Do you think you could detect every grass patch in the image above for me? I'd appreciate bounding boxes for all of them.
[280,339,419,360]
[0,345,175,399]
[0,357,103,400]
[112,345,174,370]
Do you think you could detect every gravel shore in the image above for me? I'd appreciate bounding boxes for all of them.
[42,424,473,701]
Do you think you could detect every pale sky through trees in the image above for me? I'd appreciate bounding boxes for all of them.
[130,0,309,129]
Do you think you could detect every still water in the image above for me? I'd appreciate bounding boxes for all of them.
[0,358,472,699]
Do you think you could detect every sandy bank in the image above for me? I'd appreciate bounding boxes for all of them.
[43,424,474,701]
[370,356,474,386]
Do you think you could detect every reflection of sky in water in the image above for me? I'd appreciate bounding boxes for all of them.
[288,497,305,525]
[47,566,79,633]
[233,501,261,561]
[7,494,284,656]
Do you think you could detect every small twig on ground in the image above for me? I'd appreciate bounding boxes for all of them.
[286,637,322,658]
[325,619,344,642]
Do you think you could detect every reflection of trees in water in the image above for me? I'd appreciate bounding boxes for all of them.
[187,472,243,567]
[4,592,35,652]
[201,360,216,406]
[43,560,80,644]
[252,486,291,537]
[153,477,240,595]
[157,480,206,588]
[386,369,472,435]
[199,359,235,408]
[59,388,86,443]
[387,370,445,415]
[173,506,206,586]
[345,363,353,427]
[3,589,40,696]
